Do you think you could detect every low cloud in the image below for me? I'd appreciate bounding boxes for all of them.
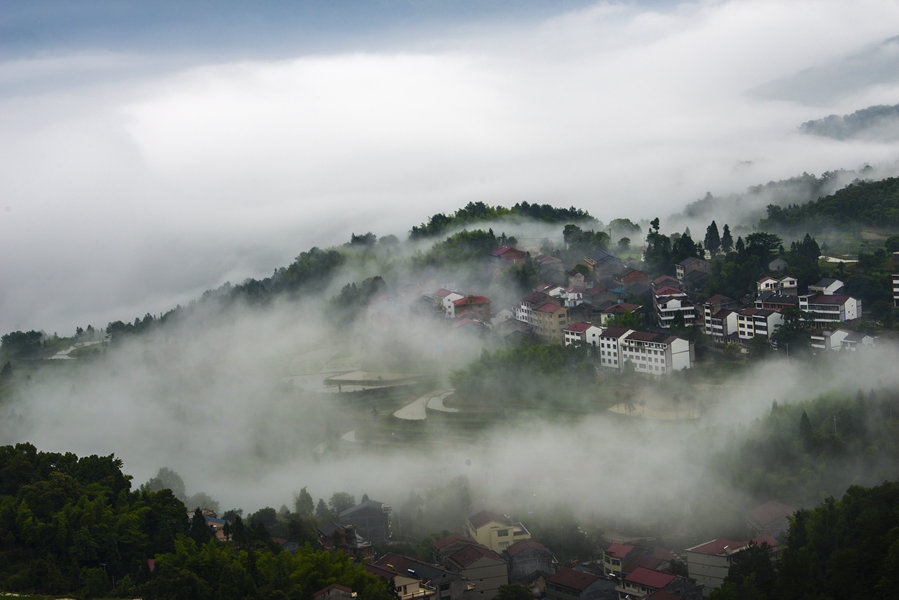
[2,0,899,334]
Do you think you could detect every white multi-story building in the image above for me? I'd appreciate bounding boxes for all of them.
[619,331,694,374]
[737,308,784,341]
[799,294,861,326]
[597,326,632,370]
[704,309,739,343]
[892,273,899,308]
[436,289,465,318]
[653,286,697,328]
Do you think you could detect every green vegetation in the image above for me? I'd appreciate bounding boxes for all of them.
[0,443,394,600]
[713,387,899,508]
[451,344,601,415]
[409,201,595,239]
[712,480,899,599]
[760,176,899,230]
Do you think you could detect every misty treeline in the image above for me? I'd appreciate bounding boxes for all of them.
[709,385,899,510]
[710,480,899,600]
[760,175,899,231]
[0,443,396,600]
[799,102,899,141]
[408,200,596,239]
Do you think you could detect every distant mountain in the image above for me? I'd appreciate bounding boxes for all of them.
[800,104,899,141]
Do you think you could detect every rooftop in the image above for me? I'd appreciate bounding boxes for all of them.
[604,543,634,559]
[624,567,675,590]
[506,539,550,557]
[468,510,510,529]
[547,567,600,591]
[565,321,593,333]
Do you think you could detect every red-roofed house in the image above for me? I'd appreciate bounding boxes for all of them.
[505,539,556,584]
[492,246,527,265]
[602,543,635,576]
[436,290,465,318]
[444,544,508,600]
[563,321,598,346]
[466,511,531,553]
[685,537,778,593]
[615,567,676,599]
[545,567,610,600]
[600,302,642,325]
[452,295,491,321]
[746,501,794,539]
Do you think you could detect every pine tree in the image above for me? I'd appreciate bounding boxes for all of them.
[721,224,733,253]
[705,221,721,254]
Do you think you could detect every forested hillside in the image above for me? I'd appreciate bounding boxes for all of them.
[760,176,899,230]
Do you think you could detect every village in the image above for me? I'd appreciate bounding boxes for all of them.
[194,239,898,600]
[414,241,892,373]
[197,497,794,600]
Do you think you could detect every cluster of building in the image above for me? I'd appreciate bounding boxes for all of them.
[305,499,800,600]
[410,243,896,377]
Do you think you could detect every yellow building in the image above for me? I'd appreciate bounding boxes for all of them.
[466,511,531,553]
[534,303,569,344]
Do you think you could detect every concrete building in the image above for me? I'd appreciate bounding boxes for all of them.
[799,294,861,326]
[466,511,531,553]
[653,286,697,329]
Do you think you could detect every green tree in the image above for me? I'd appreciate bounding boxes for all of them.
[188,508,212,544]
[294,487,314,517]
[329,492,356,517]
[721,224,733,253]
[705,220,721,255]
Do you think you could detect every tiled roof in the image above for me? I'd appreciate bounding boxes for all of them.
[524,291,552,304]
[626,331,665,343]
[433,534,478,550]
[565,322,593,333]
[654,286,685,296]
[712,309,734,319]
[624,567,675,590]
[468,510,509,529]
[453,296,490,306]
[449,544,500,567]
[506,539,550,557]
[600,326,632,338]
[604,543,634,559]
[537,302,565,313]
[547,567,600,591]
[602,302,640,314]
[686,538,745,556]
[808,294,851,305]
[435,288,455,297]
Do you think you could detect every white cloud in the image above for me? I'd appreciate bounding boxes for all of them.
[2,0,899,333]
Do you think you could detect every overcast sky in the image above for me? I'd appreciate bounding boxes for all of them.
[2,0,898,335]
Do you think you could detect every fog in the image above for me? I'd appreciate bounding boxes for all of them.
[2,0,899,334]
[2,227,898,543]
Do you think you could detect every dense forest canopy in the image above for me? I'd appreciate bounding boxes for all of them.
[760,176,899,230]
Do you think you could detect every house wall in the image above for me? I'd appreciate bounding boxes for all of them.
[685,551,731,596]
[670,338,692,370]
[508,549,554,584]
[462,558,508,600]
